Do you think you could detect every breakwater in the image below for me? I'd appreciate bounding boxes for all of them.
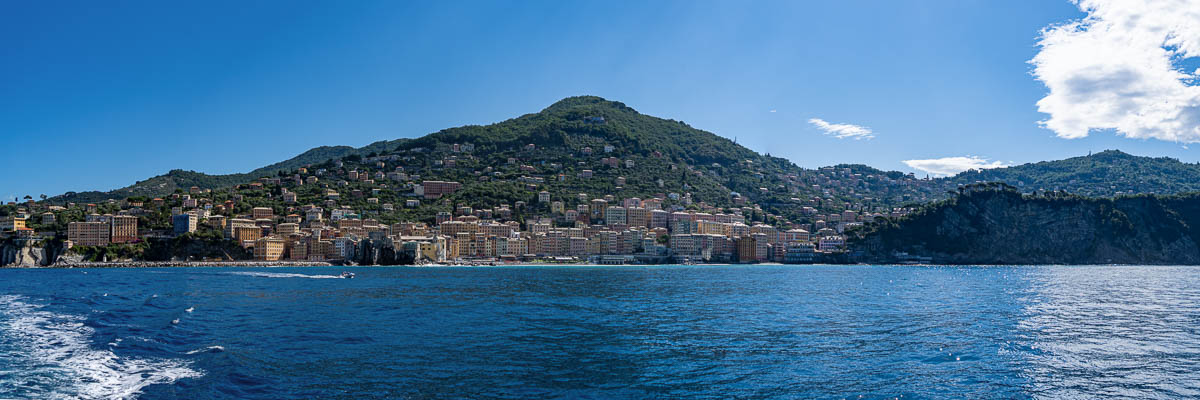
[12,260,335,269]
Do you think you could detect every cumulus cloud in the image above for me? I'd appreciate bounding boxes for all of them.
[1031,0,1200,142]
[808,118,874,140]
[902,156,1010,177]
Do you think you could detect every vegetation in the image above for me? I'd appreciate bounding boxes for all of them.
[945,150,1200,197]
[850,184,1200,264]
[31,97,1200,231]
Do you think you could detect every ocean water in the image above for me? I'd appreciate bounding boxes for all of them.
[1,265,1198,399]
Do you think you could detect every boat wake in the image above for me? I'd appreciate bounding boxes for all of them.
[227,271,344,279]
[0,295,202,400]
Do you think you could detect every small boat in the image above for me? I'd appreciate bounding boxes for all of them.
[340,271,355,279]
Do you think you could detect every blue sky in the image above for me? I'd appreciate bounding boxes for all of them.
[3,0,1199,200]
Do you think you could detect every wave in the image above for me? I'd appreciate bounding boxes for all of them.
[0,295,202,400]
[226,271,344,279]
[185,345,225,355]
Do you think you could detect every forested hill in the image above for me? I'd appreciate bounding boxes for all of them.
[51,145,375,204]
[946,150,1200,197]
[40,97,1200,215]
[47,96,947,219]
[851,185,1200,265]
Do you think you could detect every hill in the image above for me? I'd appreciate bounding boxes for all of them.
[850,185,1200,264]
[38,97,1200,222]
[318,96,953,222]
[45,97,946,223]
[945,150,1200,197]
[50,145,363,204]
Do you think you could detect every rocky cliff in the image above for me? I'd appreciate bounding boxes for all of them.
[852,187,1200,264]
[1,239,70,267]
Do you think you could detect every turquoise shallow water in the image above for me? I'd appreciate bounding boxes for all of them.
[1,265,1198,399]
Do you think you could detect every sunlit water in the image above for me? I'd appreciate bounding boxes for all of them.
[1,265,1198,399]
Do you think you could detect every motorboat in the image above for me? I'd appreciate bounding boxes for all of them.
[340,271,355,279]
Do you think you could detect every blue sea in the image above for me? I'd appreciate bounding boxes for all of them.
[1,265,1198,399]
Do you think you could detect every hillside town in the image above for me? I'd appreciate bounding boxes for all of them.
[1,142,916,265]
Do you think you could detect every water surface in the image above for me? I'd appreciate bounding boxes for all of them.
[1,265,1198,399]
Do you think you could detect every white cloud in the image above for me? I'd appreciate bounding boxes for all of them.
[903,156,1010,177]
[1031,0,1200,142]
[808,118,874,140]
[769,109,777,113]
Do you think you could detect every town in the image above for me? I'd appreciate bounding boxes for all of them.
[1,141,917,266]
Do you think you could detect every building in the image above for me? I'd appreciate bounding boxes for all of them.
[818,236,845,252]
[233,225,262,247]
[784,243,816,263]
[68,221,110,246]
[605,206,627,225]
[252,207,274,219]
[736,237,757,263]
[626,207,649,228]
[173,213,198,235]
[422,181,463,199]
[253,236,287,261]
[276,223,299,235]
[109,215,138,243]
[225,218,256,238]
[0,216,27,232]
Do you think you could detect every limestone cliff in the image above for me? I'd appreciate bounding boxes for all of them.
[1,239,68,267]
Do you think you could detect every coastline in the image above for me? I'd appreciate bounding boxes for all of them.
[13,260,335,269]
[10,261,1194,269]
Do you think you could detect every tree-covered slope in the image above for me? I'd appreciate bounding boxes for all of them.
[851,185,1200,264]
[50,145,363,204]
[946,150,1200,197]
[41,97,1200,217]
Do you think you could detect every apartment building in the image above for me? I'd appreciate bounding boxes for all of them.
[68,221,110,246]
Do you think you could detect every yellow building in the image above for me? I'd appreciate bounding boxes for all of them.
[0,216,27,232]
[276,223,299,235]
[253,236,286,261]
[225,218,255,239]
[233,225,262,247]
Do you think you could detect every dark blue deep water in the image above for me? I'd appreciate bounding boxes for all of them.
[1,265,1199,399]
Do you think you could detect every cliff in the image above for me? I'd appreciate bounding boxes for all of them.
[1,238,70,267]
[851,186,1200,264]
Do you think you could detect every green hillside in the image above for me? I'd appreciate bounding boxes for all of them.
[50,146,363,204]
[851,185,1200,264]
[40,97,1200,222]
[945,150,1200,197]
[45,96,940,222]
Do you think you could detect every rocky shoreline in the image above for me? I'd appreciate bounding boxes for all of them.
[10,260,336,269]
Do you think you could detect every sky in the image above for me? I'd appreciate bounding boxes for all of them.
[3,0,1200,200]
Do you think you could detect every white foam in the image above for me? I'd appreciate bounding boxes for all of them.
[185,346,225,355]
[0,295,202,400]
[227,271,343,279]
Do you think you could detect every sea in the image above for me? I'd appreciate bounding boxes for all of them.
[0,265,1197,399]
